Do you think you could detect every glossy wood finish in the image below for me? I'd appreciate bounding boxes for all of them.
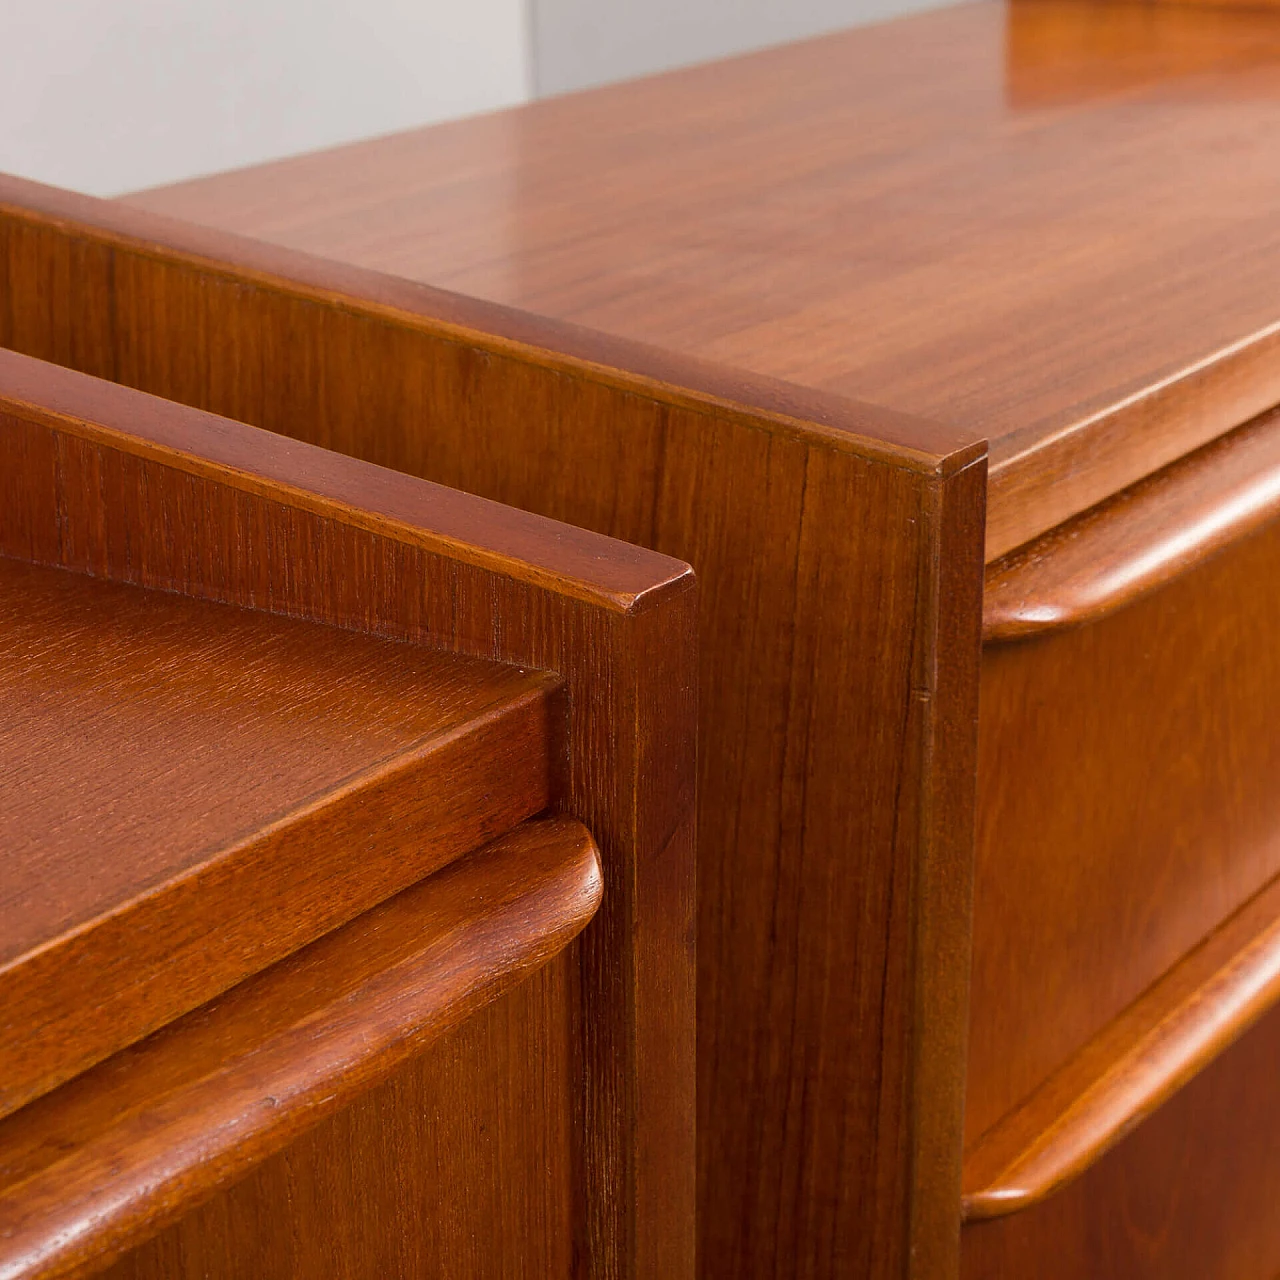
[0,349,697,1278]
[962,999,1280,1280]
[984,405,1280,641]
[0,555,555,1122]
[0,341,682,614]
[126,0,1280,561]
[0,180,984,1279]
[103,5,1280,1271]
[971,504,1280,1151]
[963,865,1280,1219]
[0,817,600,1280]
[1004,0,1280,105]
[104,960,578,1280]
[0,176,971,471]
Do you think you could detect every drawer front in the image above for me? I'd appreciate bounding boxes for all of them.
[962,993,1280,1280]
[969,507,1280,1149]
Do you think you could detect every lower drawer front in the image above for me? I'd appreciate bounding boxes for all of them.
[962,993,1280,1280]
[968,510,1280,1150]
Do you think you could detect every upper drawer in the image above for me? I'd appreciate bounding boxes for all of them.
[965,405,1280,1215]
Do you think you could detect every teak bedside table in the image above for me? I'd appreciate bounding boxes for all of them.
[0,351,696,1279]
[5,0,1280,1276]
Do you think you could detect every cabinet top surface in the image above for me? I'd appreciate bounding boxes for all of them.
[126,0,1280,540]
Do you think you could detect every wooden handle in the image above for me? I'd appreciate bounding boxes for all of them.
[984,405,1280,643]
[962,866,1280,1220]
[0,817,601,1280]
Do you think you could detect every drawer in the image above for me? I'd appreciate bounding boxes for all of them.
[962,404,1280,1269]
[964,995,1280,1280]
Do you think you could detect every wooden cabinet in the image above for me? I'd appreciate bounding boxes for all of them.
[6,0,1280,1275]
[0,351,696,1278]
[0,159,984,1280]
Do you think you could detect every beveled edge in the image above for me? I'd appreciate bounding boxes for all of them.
[0,346,693,617]
[0,172,984,479]
[962,865,1280,1221]
[986,320,1280,562]
[0,817,601,1280]
[984,403,1280,642]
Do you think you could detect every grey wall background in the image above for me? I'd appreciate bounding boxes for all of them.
[1,0,950,198]
[0,0,532,197]
[530,0,952,97]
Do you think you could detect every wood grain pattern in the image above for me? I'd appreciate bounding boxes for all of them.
[0,350,697,1279]
[104,958,578,1280]
[0,343,688,614]
[962,997,1280,1280]
[0,174,972,473]
[984,405,1280,641]
[98,5,1280,1269]
[0,555,555,1123]
[970,502,1280,1150]
[0,181,984,1278]
[0,817,600,1280]
[1005,0,1280,107]
[124,0,1280,559]
[963,865,1280,1220]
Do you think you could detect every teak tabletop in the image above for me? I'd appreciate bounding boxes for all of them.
[0,560,549,972]
[128,0,1280,560]
[0,553,557,1119]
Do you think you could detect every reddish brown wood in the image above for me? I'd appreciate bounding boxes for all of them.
[971,505,1280,1151]
[0,343,682,614]
[124,0,1280,560]
[963,866,1280,1220]
[104,959,578,1280]
[962,998,1280,1279]
[0,181,984,1278]
[984,406,1280,641]
[89,5,1280,1271]
[0,817,600,1280]
[0,555,555,1123]
[0,349,697,1278]
[1005,0,1280,106]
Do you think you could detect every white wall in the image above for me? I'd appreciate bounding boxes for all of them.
[1,0,948,198]
[0,0,532,196]
[528,0,955,97]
